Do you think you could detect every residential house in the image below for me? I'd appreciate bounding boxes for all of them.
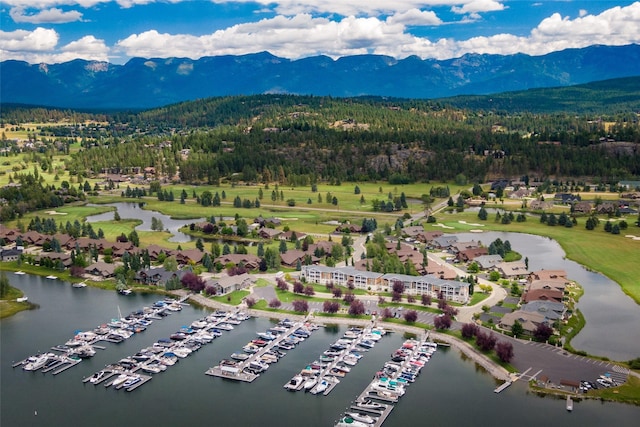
[456,247,489,263]
[336,223,362,233]
[495,261,529,278]
[527,279,567,294]
[529,200,554,211]
[36,252,72,268]
[499,311,547,335]
[572,201,593,214]
[0,247,23,262]
[424,263,457,280]
[206,273,254,295]
[520,301,566,321]
[258,228,281,240]
[431,235,459,250]
[135,267,185,286]
[86,261,117,278]
[280,250,318,268]
[254,216,281,227]
[279,230,307,241]
[528,269,567,282]
[554,193,581,204]
[175,249,204,265]
[522,288,564,304]
[0,227,20,243]
[21,230,47,246]
[215,254,261,270]
[473,254,503,270]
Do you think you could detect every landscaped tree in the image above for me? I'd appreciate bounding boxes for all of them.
[276,277,288,291]
[245,297,256,308]
[533,323,554,342]
[333,287,343,298]
[461,322,479,339]
[163,255,178,272]
[204,285,217,296]
[181,272,205,293]
[421,294,432,306]
[291,299,309,313]
[403,310,418,323]
[323,300,340,313]
[495,341,514,363]
[348,299,366,315]
[511,319,524,338]
[475,331,497,352]
[380,307,393,319]
[269,298,282,308]
[304,285,315,296]
[433,314,452,330]
[292,281,304,293]
[343,292,355,304]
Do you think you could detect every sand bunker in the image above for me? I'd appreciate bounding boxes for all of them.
[46,210,67,215]
[459,220,484,227]
[433,223,454,229]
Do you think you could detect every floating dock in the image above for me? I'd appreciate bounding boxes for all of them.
[494,381,512,393]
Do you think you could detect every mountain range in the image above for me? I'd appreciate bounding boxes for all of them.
[2,44,640,110]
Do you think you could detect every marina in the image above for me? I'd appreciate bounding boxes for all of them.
[2,274,637,427]
[12,296,190,377]
[206,317,317,382]
[335,336,437,427]
[86,309,251,392]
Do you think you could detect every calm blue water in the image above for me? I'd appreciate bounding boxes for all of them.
[1,274,638,427]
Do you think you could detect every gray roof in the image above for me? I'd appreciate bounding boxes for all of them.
[473,254,503,269]
[521,301,565,320]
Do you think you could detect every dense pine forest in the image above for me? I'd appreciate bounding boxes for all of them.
[2,87,640,188]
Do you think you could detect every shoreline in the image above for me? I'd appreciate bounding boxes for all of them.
[179,290,512,383]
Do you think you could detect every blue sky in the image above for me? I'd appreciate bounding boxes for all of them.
[1,1,639,64]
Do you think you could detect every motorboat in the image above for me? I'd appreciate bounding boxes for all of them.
[70,345,96,358]
[303,376,317,391]
[111,374,130,387]
[356,399,386,411]
[172,347,192,358]
[122,375,141,388]
[257,331,277,340]
[335,416,369,427]
[89,370,106,384]
[23,354,51,371]
[231,352,250,361]
[248,361,269,372]
[284,375,304,391]
[72,282,87,288]
[345,412,376,424]
[315,379,329,394]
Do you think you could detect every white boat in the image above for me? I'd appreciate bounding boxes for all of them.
[230,352,250,361]
[303,376,318,391]
[172,347,192,358]
[16,296,28,302]
[123,375,141,388]
[284,375,304,391]
[73,282,87,288]
[356,399,385,411]
[315,379,329,394]
[46,275,58,279]
[23,354,51,371]
[566,396,573,412]
[89,370,106,384]
[345,412,376,424]
[14,271,26,275]
[111,374,130,387]
[335,416,369,427]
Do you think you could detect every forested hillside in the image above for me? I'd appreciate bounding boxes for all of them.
[2,92,640,186]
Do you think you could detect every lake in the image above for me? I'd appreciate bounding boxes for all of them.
[1,274,638,427]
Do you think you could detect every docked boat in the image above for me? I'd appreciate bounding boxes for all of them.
[335,416,370,427]
[231,352,250,361]
[70,345,96,358]
[345,412,376,424]
[356,399,386,411]
[303,376,318,391]
[122,375,141,388]
[23,354,51,371]
[46,275,58,279]
[284,375,304,391]
[566,396,573,412]
[89,370,107,384]
[315,379,330,394]
[111,373,130,387]
[257,331,277,340]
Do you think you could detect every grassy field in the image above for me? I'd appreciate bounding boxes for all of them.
[429,210,640,304]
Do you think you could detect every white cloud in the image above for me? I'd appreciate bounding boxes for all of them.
[0,27,58,51]
[387,8,442,26]
[0,28,109,63]
[115,2,640,61]
[451,0,504,15]
[10,7,83,23]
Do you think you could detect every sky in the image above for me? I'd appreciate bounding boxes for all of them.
[1,1,639,64]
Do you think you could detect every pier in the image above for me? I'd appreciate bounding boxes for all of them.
[337,334,436,427]
[494,381,512,393]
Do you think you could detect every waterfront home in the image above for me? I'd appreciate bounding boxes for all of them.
[205,273,254,295]
[431,235,458,250]
[135,267,186,286]
[456,247,489,263]
[279,230,307,241]
[175,249,204,265]
[473,254,503,270]
[494,261,529,278]
[520,301,566,321]
[527,279,567,294]
[0,247,23,262]
[528,269,567,282]
[86,261,117,278]
[258,228,281,240]
[522,288,564,304]
[36,252,72,268]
